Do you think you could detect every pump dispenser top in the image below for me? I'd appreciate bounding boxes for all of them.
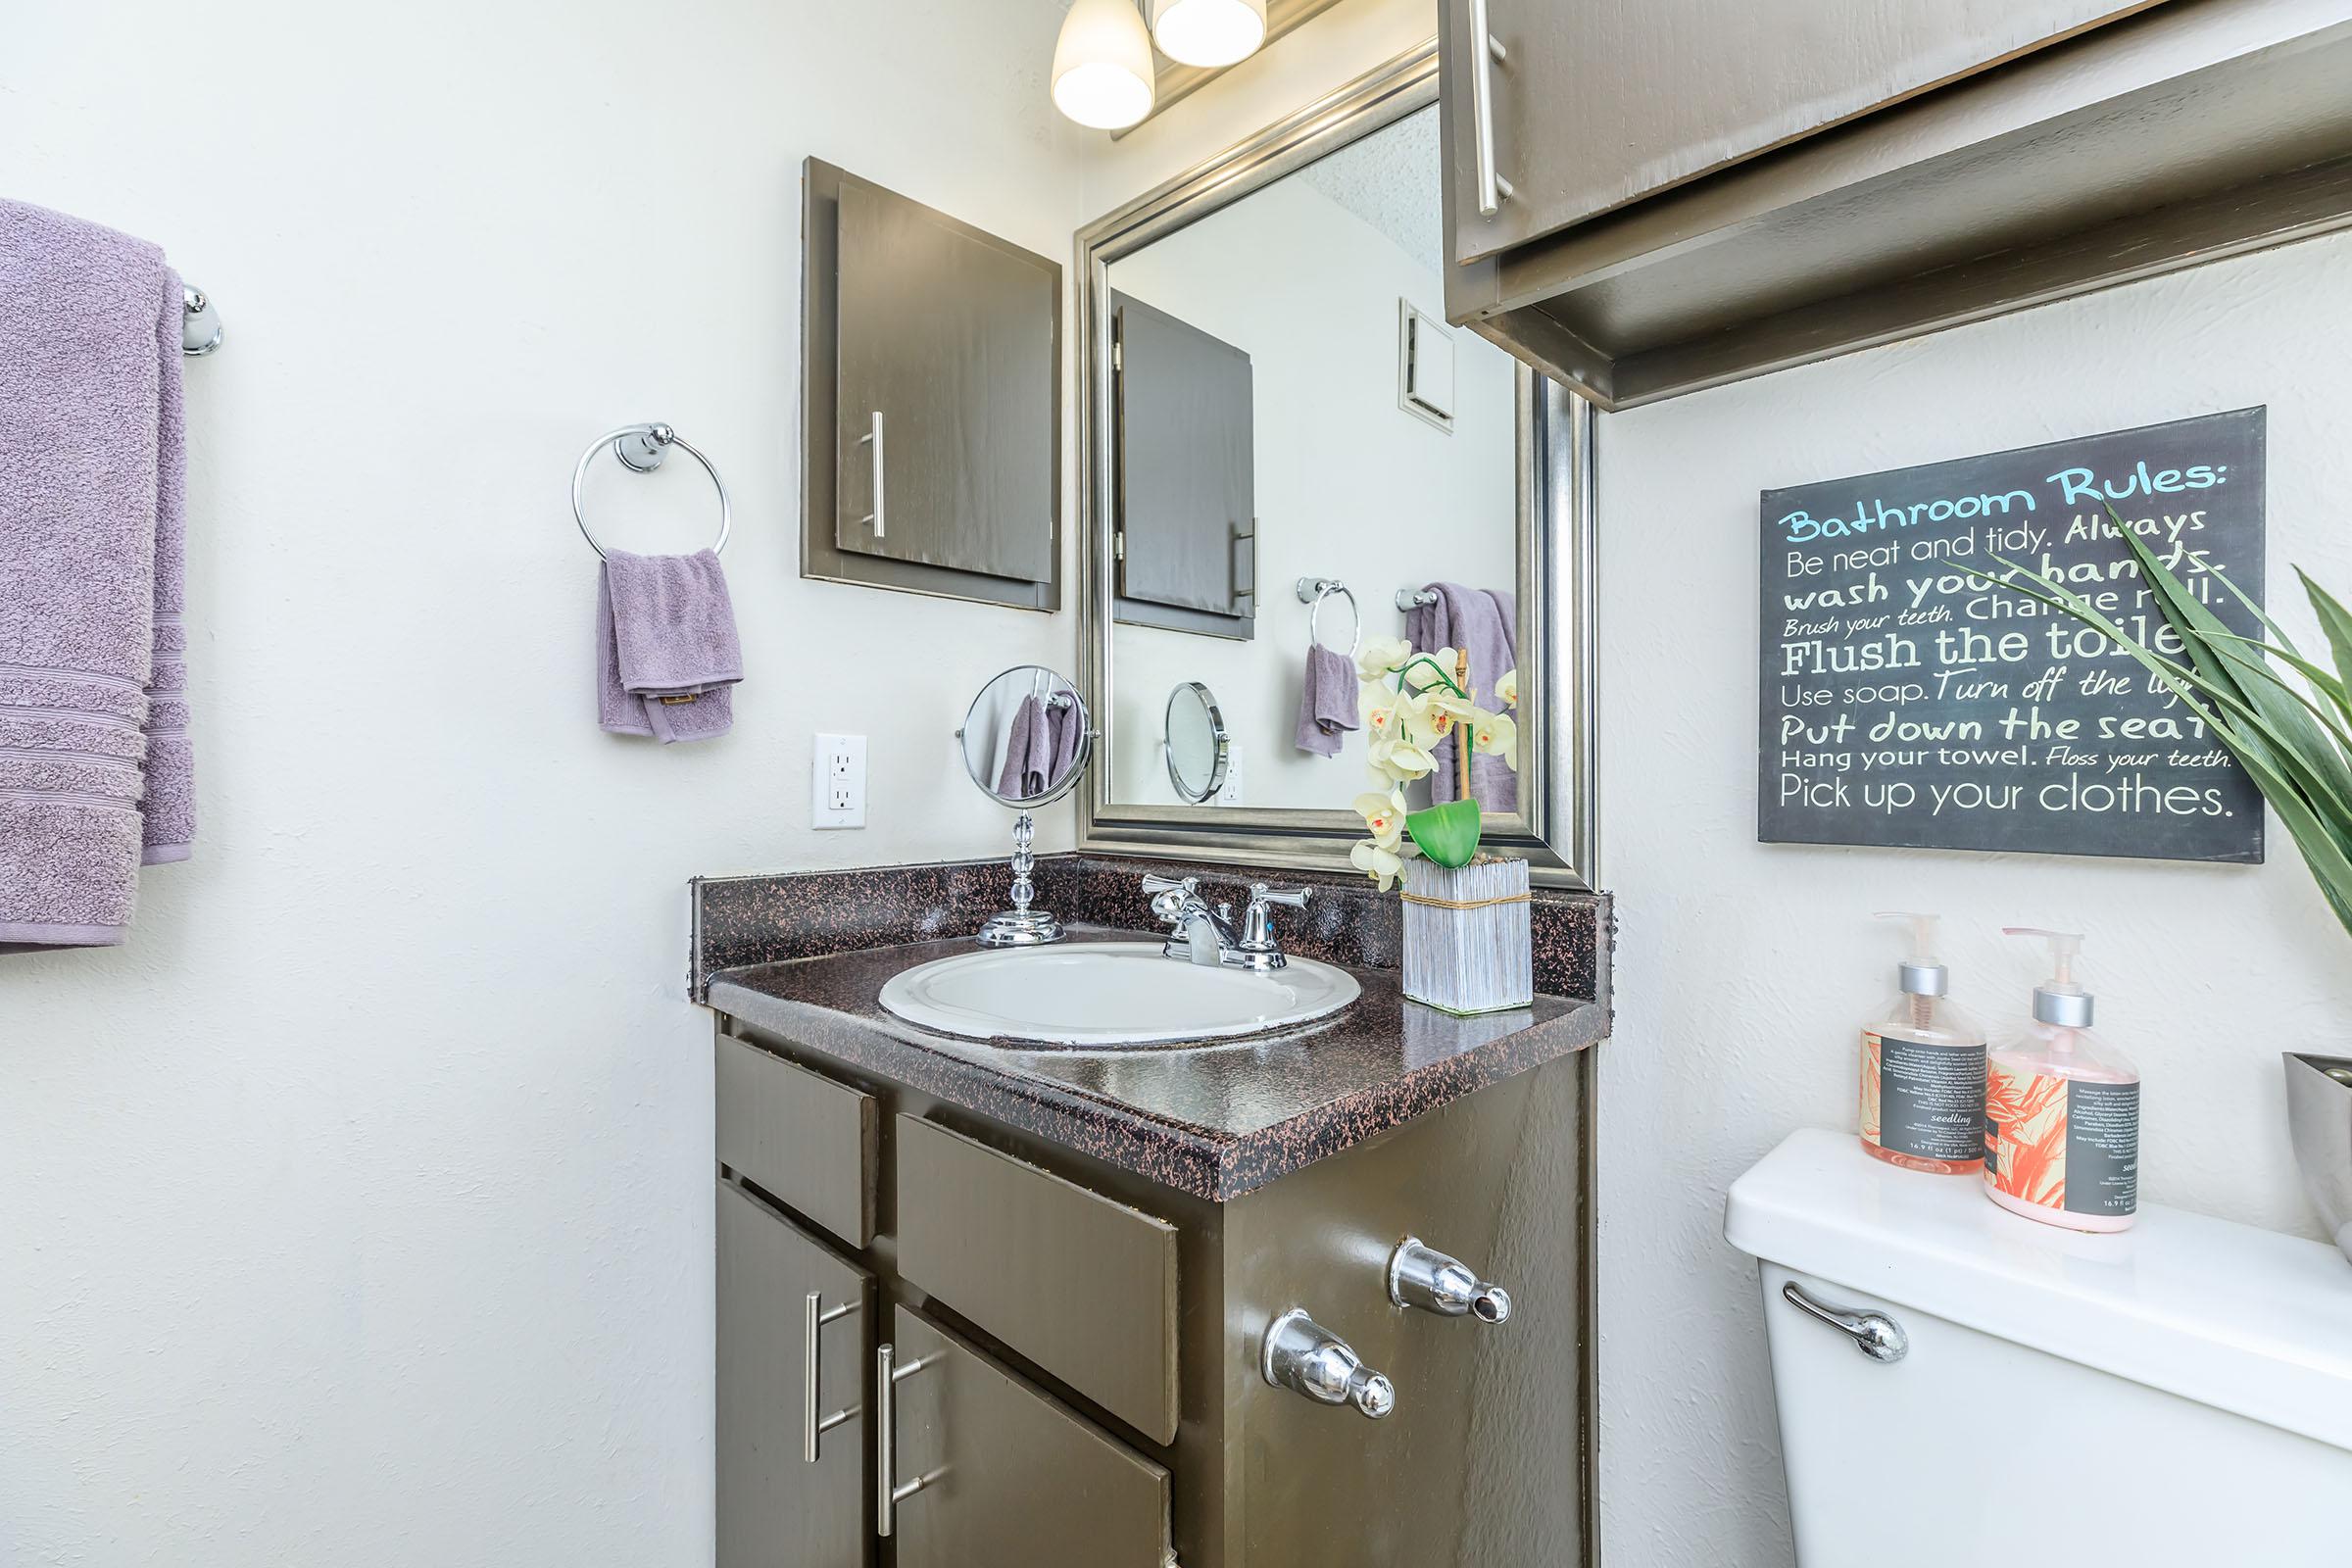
[2006,926,2093,1028]
[1878,910,1949,999]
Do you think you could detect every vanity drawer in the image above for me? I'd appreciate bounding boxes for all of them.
[883,1303,1171,1568]
[715,1033,878,1249]
[893,1114,1179,1443]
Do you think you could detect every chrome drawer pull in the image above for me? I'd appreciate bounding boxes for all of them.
[803,1292,861,1463]
[875,1344,942,1537]
[1467,0,1514,217]
[857,411,886,537]
[1781,1281,1908,1364]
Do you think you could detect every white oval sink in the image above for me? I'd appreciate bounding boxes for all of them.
[877,942,1360,1048]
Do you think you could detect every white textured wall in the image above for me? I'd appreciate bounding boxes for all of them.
[0,3,1086,1563]
[1596,230,2352,1567]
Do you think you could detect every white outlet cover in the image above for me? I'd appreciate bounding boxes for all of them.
[1215,740,1246,807]
[812,733,866,829]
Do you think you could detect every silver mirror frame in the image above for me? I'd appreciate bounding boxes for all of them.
[1163,680,1231,805]
[1073,39,1597,889]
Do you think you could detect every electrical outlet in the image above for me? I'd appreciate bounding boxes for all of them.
[812,733,866,829]
[1215,741,1246,807]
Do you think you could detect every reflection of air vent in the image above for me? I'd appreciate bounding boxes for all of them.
[1397,299,1454,432]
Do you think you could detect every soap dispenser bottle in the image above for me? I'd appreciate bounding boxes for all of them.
[1984,928,2139,1232]
[1859,911,1987,1175]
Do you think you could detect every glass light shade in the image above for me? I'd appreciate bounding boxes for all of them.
[1053,0,1156,130]
[1149,0,1267,68]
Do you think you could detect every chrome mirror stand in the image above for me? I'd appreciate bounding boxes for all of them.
[977,812,1064,948]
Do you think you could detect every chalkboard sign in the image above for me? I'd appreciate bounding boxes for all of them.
[1758,409,2266,862]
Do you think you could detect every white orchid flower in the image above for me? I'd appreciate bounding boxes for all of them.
[1356,634,1412,684]
[1494,668,1519,708]
[1401,647,1460,690]
[1352,789,1407,850]
[1350,838,1404,891]
[1471,710,1519,770]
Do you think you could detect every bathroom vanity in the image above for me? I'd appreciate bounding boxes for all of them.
[694,856,1608,1568]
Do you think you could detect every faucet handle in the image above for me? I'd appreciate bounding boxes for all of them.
[1141,873,1200,923]
[1249,882,1311,909]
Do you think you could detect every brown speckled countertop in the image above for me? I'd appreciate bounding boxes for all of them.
[706,925,1607,1202]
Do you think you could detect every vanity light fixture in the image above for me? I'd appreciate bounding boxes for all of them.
[1052,0,1157,130]
[1149,0,1266,68]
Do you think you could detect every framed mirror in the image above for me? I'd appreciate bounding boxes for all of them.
[1074,40,1594,887]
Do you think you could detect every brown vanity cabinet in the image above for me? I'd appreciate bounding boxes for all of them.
[710,1015,1590,1567]
[1439,0,2352,407]
[715,1182,873,1568]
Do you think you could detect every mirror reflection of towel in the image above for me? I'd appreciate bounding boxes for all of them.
[1406,581,1517,810]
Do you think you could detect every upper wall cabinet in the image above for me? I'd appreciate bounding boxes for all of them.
[1440,0,2352,408]
[1111,291,1256,640]
[802,159,1060,610]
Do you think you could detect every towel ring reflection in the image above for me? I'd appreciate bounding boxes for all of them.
[1295,576,1361,657]
[570,422,732,561]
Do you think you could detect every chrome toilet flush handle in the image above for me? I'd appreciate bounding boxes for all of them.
[1388,1239,1511,1324]
[1781,1281,1908,1364]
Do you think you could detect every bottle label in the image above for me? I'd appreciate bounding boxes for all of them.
[1861,1031,1986,1164]
[1984,1062,2139,1215]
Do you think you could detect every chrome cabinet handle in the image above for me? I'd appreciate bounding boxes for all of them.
[1781,1281,1908,1364]
[803,1292,860,1463]
[1263,1308,1396,1419]
[857,411,886,538]
[874,1343,939,1538]
[1388,1238,1511,1324]
[1467,0,1514,218]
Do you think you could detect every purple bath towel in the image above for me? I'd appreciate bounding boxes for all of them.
[0,198,194,950]
[1406,581,1517,811]
[1294,642,1359,757]
[596,548,742,744]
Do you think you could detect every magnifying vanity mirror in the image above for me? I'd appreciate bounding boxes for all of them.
[1075,42,1595,885]
[956,664,1094,947]
[1163,681,1229,804]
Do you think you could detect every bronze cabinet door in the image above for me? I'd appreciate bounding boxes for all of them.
[882,1304,1172,1568]
[716,1182,872,1568]
[834,171,1057,584]
[713,1034,879,1249]
[1442,0,2157,264]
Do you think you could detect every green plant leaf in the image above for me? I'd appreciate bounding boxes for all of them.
[2300,566,2352,699]
[1404,799,1482,867]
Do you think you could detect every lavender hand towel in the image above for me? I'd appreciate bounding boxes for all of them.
[1405,581,1518,810]
[1293,642,1359,757]
[596,548,742,745]
[0,198,193,949]
[995,696,1048,799]
[1043,695,1082,791]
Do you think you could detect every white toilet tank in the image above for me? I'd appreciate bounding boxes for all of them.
[1727,1129,2352,1566]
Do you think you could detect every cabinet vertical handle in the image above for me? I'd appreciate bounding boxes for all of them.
[857,410,886,538]
[875,1343,939,1538]
[802,1292,860,1463]
[1467,0,1513,217]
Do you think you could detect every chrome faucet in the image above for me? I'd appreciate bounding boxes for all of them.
[1142,874,1310,970]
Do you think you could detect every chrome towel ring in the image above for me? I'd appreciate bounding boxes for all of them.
[1295,576,1361,657]
[571,422,733,561]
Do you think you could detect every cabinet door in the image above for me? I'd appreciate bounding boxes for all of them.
[835,171,1057,585]
[1113,291,1255,636]
[716,1181,871,1568]
[882,1305,1172,1568]
[1444,0,2158,264]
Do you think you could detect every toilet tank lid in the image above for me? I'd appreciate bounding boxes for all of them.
[1726,1129,2352,1453]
